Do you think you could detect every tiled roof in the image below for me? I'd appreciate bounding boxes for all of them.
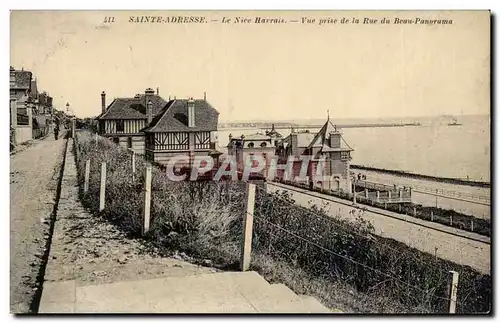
[307,120,337,150]
[98,94,168,120]
[307,119,354,153]
[29,80,38,99]
[143,99,219,133]
[10,70,32,90]
[38,92,53,107]
[296,132,317,148]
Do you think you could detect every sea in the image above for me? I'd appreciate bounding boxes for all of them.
[216,114,490,183]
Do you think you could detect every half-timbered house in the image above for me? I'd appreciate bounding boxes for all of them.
[97,88,167,154]
[142,97,221,166]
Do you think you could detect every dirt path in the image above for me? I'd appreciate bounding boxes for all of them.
[10,133,67,313]
[42,139,218,311]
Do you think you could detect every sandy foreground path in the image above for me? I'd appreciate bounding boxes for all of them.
[10,133,67,313]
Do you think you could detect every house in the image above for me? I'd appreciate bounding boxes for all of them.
[281,118,354,192]
[97,88,222,167]
[143,97,221,166]
[227,118,354,192]
[10,66,34,144]
[97,88,167,154]
[227,126,281,177]
[31,80,53,139]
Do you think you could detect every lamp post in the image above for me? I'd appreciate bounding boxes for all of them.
[66,102,76,138]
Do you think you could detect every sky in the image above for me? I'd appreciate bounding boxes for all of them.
[10,10,490,121]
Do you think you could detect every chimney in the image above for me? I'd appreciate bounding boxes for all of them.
[147,100,153,124]
[156,87,159,95]
[204,92,206,100]
[187,97,195,127]
[101,91,106,114]
[144,88,155,122]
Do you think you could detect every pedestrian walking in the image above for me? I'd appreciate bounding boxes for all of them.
[54,125,59,140]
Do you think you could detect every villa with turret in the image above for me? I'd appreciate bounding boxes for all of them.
[226,119,354,192]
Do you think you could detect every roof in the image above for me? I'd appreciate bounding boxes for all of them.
[307,119,337,150]
[98,94,168,120]
[38,92,53,107]
[10,70,32,90]
[29,79,38,99]
[143,99,219,133]
[242,133,272,141]
[307,119,354,154]
[266,124,282,138]
[296,132,317,148]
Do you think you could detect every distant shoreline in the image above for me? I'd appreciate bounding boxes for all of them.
[351,164,490,188]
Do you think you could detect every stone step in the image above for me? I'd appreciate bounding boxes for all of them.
[293,295,332,313]
[69,271,272,313]
[241,283,300,313]
[40,270,339,314]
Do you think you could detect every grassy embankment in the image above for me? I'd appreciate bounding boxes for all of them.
[73,131,491,314]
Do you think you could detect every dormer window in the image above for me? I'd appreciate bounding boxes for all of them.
[247,142,254,148]
[260,142,267,147]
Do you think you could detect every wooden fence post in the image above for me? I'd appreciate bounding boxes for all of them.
[413,207,417,217]
[470,220,474,232]
[447,271,460,313]
[84,159,90,193]
[450,215,453,226]
[142,165,152,236]
[131,150,136,181]
[241,183,256,271]
[99,162,107,212]
[431,211,434,221]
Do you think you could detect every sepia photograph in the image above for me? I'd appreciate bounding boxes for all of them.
[9,9,491,314]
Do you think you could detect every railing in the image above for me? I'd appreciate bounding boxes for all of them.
[355,180,395,192]
[412,185,490,205]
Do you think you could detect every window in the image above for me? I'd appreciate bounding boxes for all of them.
[247,142,254,148]
[260,142,267,147]
[116,120,125,132]
[127,137,133,148]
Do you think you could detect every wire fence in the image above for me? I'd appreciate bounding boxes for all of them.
[251,184,490,314]
[72,130,491,314]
